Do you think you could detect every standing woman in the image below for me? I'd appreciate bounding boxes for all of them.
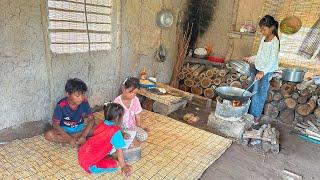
[243,15,280,124]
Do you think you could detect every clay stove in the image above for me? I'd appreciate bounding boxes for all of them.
[207,97,254,139]
[215,97,251,121]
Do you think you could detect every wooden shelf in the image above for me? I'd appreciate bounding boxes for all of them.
[184,57,224,67]
[228,31,255,39]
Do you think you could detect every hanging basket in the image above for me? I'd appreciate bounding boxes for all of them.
[280,16,302,34]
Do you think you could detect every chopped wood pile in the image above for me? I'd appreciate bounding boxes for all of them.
[242,124,280,153]
[264,78,320,125]
[178,63,249,99]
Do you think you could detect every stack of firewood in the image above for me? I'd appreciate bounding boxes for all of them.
[178,63,249,99]
[264,78,320,124]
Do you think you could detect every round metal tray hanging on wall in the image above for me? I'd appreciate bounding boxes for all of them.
[156,9,174,28]
[280,15,302,35]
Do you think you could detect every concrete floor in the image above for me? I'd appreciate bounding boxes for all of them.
[1,104,320,179]
[169,104,320,180]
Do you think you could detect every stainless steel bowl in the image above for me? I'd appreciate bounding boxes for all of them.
[282,68,306,82]
[229,60,256,76]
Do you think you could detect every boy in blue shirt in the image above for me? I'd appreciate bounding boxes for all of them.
[44,78,94,147]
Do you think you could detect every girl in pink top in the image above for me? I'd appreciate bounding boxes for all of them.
[114,77,148,142]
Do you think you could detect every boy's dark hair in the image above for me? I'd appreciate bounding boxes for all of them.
[259,15,280,47]
[123,77,140,90]
[65,78,88,94]
[103,102,124,125]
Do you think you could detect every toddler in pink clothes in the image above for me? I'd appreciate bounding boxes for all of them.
[114,77,148,144]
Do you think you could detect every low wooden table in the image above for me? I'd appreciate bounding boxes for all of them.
[138,82,193,115]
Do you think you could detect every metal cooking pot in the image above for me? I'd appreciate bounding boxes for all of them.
[282,68,306,83]
[215,86,257,103]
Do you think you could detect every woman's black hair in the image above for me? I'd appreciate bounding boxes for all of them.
[103,102,124,125]
[259,15,280,46]
[65,78,88,94]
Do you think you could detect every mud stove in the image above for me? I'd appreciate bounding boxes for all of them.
[207,97,254,139]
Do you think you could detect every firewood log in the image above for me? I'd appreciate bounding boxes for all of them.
[192,65,206,77]
[225,63,233,69]
[297,79,314,91]
[193,76,201,84]
[184,78,195,87]
[213,78,222,86]
[212,68,219,75]
[199,72,206,78]
[297,96,308,104]
[273,91,283,101]
[304,114,316,124]
[230,81,241,88]
[267,90,274,103]
[218,69,227,77]
[308,85,318,94]
[276,99,286,111]
[220,82,228,87]
[186,73,193,79]
[178,72,185,80]
[239,76,248,82]
[296,102,314,116]
[226,78,233,84]
[317,98,320,107]
[279,109,294,124]
[179,84,190,92]
[270,79,281,91]
[231,74,238,80]
[280,83,294,98]
[314,107,320,119]
[300,89,309,97]
[291,92,300,100]
[284,97,297,109]
[201,77,212,88]
[205,69,214,78]
[191,86,203,95]
[263,103,279,118]
[182,67,189,74]
[294,113,304,123]
[204,88,215,98]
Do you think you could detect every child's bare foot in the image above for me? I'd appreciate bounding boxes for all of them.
[121,164,133,176]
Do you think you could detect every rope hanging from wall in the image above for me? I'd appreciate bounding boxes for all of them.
[183,0,217,49]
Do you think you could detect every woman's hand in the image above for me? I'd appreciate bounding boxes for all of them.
[255,71,264,80]
[121,164,133,176]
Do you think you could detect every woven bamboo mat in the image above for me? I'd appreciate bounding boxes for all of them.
[0,110,232,179]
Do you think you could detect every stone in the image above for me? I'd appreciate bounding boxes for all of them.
[153,100,187,115]
[207,113,253,139]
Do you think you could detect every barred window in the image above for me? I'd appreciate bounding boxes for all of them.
[48,0,112,54]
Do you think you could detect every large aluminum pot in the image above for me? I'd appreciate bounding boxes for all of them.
[282,68,306,83]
